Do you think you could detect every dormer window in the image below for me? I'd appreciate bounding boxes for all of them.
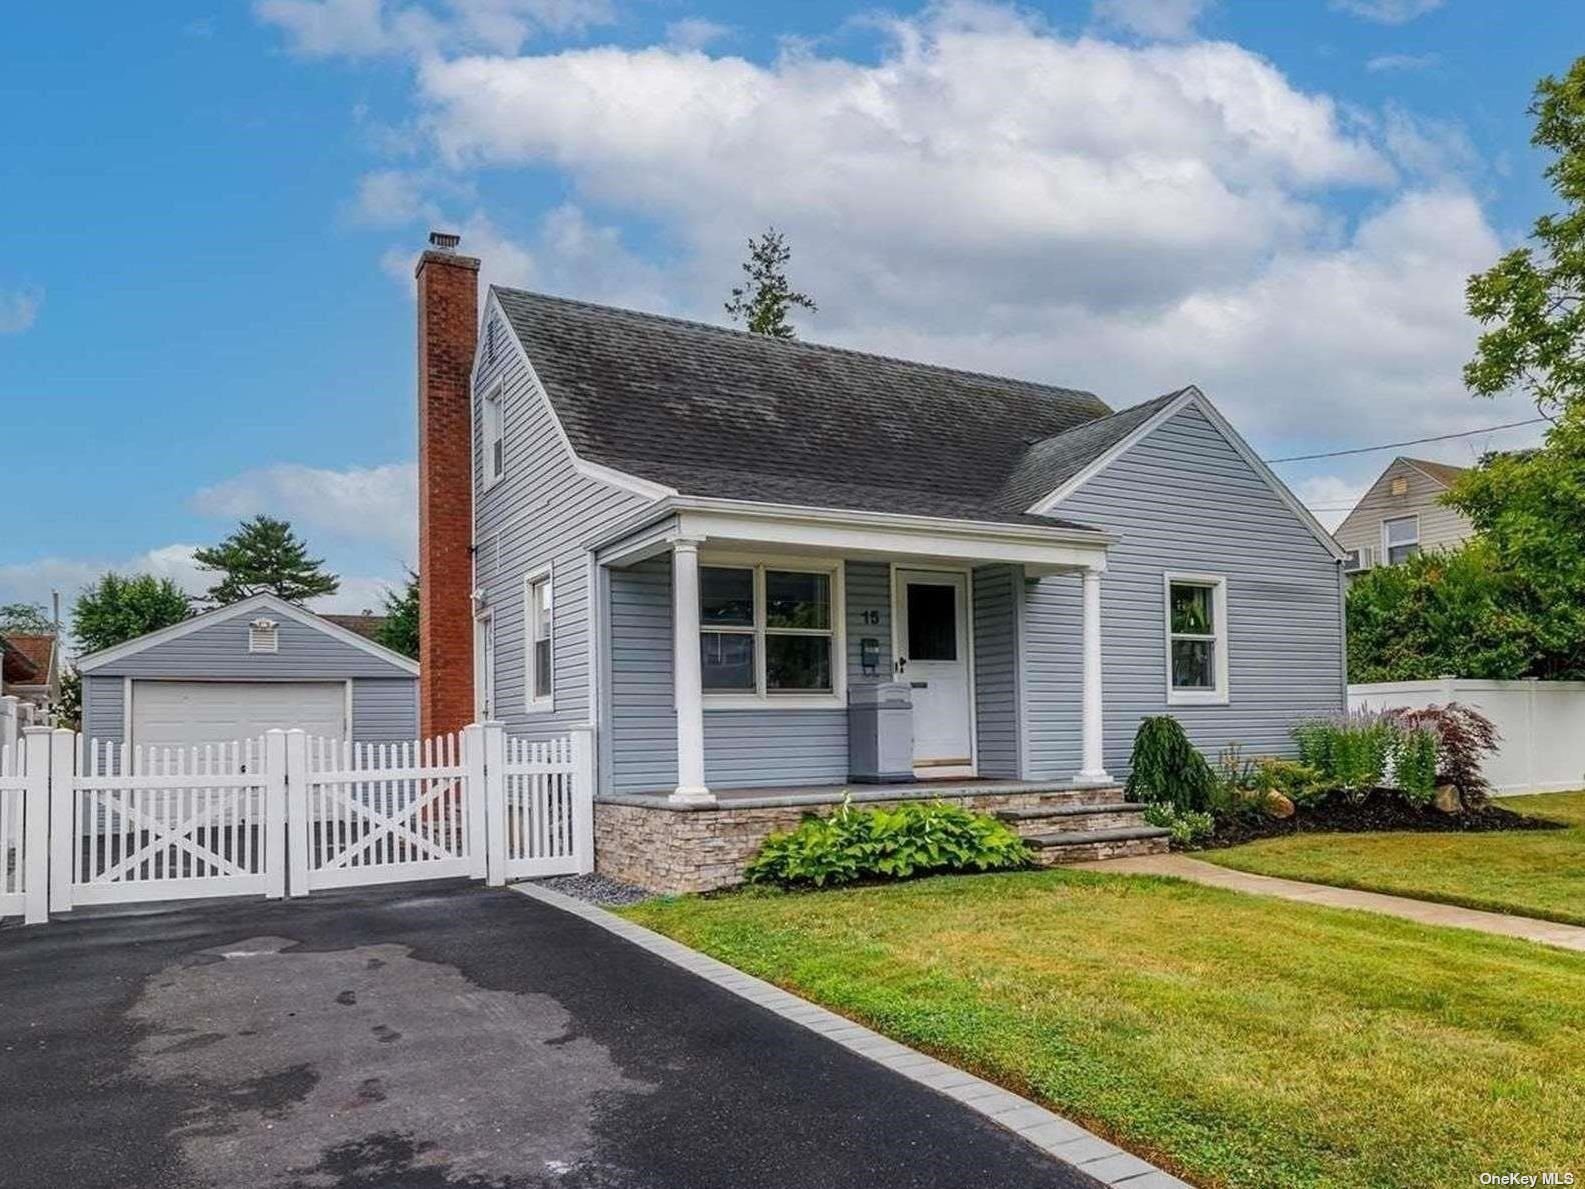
[248,619,279,654]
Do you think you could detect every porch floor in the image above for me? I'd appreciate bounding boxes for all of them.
[600,777,1118,812]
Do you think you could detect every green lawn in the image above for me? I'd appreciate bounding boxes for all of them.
[622,870,1585,1189]
[1203,791,1585,927]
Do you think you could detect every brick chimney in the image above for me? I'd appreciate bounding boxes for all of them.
[416,231,480,738]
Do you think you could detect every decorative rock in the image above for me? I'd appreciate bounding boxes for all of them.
[1434,784,1463,814]
[1263,790,1296,819]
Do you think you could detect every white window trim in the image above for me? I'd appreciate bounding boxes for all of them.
[474,606,496,721]
[1163,572,1229,706]
[1380,513,1420,566]
[524,565,555,714]
[699,551,847,711]
[481,378,505,491]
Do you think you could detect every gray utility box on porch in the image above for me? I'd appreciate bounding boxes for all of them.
[848,682,915,784]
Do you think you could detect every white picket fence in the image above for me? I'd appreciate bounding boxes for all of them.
[0,722,590,927]
[0,739,42,923]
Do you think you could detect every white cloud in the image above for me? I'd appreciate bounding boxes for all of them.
[0,286,41,334]
[418,9,1394,332]
[1366,52,1439,73]
[379,204,669,311]
[665,17,732,52]
[254,0,613,58]
[192,462,418,562]
[1091,0,1210,41]
[1330,0,1443,24]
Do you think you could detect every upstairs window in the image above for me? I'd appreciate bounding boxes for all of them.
[1382,515,1420,565]
[700,563,838,698]
[526,571,554,709]
[482,382,505,487]
[1164,574,1228,704]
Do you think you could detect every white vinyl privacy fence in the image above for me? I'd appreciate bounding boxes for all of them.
[0,721,591,927]
[1349,678,1585,796]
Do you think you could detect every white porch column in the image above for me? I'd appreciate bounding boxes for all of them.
[670,539,714,805]
[1076,566,1112,786]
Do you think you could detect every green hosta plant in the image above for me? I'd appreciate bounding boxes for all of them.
[744,797,1031,888]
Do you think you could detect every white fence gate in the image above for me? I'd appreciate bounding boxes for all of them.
[293,733,483,892]
[489,733,594,882]
[0,722,591,926]
[0,736,48,924]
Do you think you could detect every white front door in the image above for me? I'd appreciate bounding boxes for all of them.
[895,570,973,776]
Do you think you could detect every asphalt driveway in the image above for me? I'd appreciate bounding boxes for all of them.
[0,882,1100,1189]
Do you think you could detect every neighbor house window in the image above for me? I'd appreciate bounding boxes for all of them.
[482,381,505,486]
[1164,573,1228,704]
[700,563,839,699]
[526,570,553,709]
[1382,515,1420,565]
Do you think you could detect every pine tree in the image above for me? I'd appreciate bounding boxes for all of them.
[724,227,817,338]
[375,570,419,660]
[193,515,340,606]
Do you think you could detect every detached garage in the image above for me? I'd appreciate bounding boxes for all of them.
[78,593,419,748]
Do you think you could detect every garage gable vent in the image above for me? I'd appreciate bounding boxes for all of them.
[248,618,280,654]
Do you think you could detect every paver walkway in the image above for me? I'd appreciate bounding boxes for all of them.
[1078,853,1585,952]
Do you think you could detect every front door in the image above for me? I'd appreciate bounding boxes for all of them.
[895,570,973,776]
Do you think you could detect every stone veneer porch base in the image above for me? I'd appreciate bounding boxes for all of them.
[594,785,1127,894]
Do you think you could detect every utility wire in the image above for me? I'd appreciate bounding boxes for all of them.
[1265,416,1548,464]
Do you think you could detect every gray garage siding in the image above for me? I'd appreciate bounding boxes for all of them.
[1023,403,1346,779]
[87,608,411,680]
[82,675,125,744]
[77,604,417,745]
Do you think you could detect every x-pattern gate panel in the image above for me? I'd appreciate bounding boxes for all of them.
[294,735,482,892]
[68,738,276,906]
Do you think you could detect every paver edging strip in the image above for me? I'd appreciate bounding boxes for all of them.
[511,881,1191,1189]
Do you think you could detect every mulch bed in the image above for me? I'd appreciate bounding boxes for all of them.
[1200,796,1566,849]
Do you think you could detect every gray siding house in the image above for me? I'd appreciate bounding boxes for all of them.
[78,594,418,748]
[463,287,1347,803]
[1333,456,1473,574]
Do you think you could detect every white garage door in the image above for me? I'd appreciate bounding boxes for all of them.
[130,681,347,749]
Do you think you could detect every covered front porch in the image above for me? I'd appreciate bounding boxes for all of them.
[591,497,1117,807]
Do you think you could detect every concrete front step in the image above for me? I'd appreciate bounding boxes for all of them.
[1024,825,1172,866]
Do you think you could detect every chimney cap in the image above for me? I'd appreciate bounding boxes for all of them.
[428,230,461,252]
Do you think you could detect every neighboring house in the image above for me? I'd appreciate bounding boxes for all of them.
[413,236,1347,810]
[1,632,61,715]
[1333,456,1473,575]
[76,594,419,749]
[321,612,389,641]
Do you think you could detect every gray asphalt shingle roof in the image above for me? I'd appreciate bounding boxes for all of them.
[494,288,1181,530]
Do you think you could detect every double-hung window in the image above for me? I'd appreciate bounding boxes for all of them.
[525,570,553,710]
[700,562,841,703]
[1381,515,1419,565]
[1164,573,1228,704]
[481,381,505,487]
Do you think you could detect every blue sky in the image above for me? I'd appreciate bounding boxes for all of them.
[2,0,1579,631]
